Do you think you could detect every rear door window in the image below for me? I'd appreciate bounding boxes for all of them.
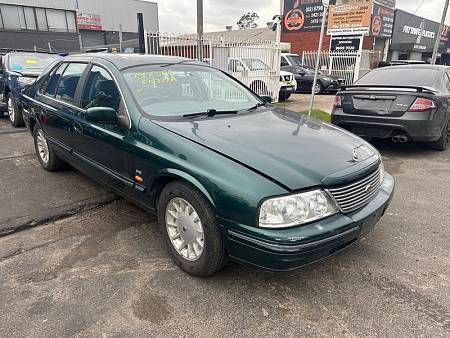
[45,63,67,97]
[445,72,450,92]
[55,63,87,104]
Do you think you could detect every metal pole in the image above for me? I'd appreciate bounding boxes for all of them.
[197,0,204,61]
[137,13,145,54]
[308,2,328,116]
[431,0,449,65]
[119,24,123,52]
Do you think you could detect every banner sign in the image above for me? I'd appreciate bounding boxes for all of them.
[77,13,102,30]
[327,3,372,35]
[371,3,394,37]
[330,35,362,52]
[283,0,336,32]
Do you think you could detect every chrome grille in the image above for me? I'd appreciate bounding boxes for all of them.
[327,167,382,213]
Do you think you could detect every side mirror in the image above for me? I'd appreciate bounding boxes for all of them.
[85,107,118,124]
[260,95,272,103]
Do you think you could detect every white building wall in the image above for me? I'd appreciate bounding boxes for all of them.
[77,0,158,33]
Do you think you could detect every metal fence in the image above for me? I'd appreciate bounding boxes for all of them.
[146,32,282,101]
[302,50,383,85]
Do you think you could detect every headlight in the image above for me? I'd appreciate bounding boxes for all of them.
[322,77,333,82]
[17,77,36,85]
[259,190,338,228]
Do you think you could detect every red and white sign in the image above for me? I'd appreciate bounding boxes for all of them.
[77,13,102,30]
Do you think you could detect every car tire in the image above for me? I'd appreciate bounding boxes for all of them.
[314,82,323,95]
[33,125,66,171]
[7,93,25,127]
[157,181,226,277]
[279,93,291,101]
[429,119,450,151]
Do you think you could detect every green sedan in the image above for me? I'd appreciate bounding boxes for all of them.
[21,54,395,276]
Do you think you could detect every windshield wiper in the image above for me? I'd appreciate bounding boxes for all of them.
[183,109,239,118]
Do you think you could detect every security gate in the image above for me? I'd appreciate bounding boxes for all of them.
[147,32,282,101]
[302,50,383,85]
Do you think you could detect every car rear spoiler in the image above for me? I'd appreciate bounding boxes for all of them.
[341,85,438,94]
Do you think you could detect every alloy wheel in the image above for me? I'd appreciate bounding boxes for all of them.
[314,83,322,94]
[165,197,205,261]
[36,129,50,164]
[8,97,15,123]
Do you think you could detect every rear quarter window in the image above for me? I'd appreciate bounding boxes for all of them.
[356,68,439,88]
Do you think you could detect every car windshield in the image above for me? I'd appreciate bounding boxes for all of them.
[8,53,62,73]
[356,68,439,87]
[123,64,261,118]
[242,58,270,71]
[286,55,302,66]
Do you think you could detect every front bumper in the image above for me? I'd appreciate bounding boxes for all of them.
[324,81,342,92]
[279,85,295,95]
[221,172,395,271]
[332,109,442,142]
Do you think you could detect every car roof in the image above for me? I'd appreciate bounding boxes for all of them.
[67,53,199,70]
[377,64,448,71]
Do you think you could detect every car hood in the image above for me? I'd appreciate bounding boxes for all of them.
[153,108,380,190]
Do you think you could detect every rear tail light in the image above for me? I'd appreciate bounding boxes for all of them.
[408,98,436,112]
[334,95,342,108]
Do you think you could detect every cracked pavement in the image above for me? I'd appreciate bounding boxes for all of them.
[0,115,449,337]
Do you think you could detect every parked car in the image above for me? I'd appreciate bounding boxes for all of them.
[331,65,450,151]
[389,60,427,66]
[279,71,297,101]
[281,53,345,94]
[21,54,395,276]
[0,51,62,127]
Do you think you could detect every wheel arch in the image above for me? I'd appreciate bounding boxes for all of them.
[152,169,216,210]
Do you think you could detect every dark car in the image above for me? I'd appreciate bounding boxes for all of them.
[21,54,394,277]
[332,65,450,151]
[281,54,345,94]
[0,51,62,127]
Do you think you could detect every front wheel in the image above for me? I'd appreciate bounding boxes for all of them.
[7,93,25,127]
[429,119,450,151]
[158,181,226,277]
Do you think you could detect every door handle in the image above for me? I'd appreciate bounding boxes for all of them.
[72,122,83,133]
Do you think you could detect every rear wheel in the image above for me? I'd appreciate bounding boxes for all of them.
[157,181,226,277]
[7,93,24,127]
[33,125,66,171]
[429,119,450,151]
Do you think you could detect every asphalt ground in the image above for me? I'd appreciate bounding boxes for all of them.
[0,114,449,337]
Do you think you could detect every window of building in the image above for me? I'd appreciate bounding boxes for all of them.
[35,8,48,31]
[24,7,37,30]
[0,5,24,30]
[46,9,67,32]
[66,11,76,32]
[56,63,87,104]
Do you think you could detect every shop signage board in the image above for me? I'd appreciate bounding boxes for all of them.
[374,0,395,9]
[391,10,447,53]
[371,3,394,37]
[327,2,372,35]
[330,35,363,52]
[283,0,337,32]
[77,13,102,31]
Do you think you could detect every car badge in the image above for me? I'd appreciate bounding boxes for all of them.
[364,184,373,194]
[352,149,360,162]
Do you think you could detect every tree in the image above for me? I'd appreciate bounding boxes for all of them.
[237,12,259,30]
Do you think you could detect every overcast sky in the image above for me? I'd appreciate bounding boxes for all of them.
[149,0,450,33]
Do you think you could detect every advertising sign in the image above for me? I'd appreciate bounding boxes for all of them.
[391,10,444,53]
[77,13,102,30]
[327,2,372,35]
[283,0,336,32]
[371,3,394,37]
[330,35,362,52]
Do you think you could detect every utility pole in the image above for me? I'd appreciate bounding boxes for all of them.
[309,0,329,116]
[197,0,204,61]
[431,0,449,65]
[137,13,145,54]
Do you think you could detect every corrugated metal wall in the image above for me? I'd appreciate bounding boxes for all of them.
[0,0,77,10]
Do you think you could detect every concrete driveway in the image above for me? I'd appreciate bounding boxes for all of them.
[0,117,449,337]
